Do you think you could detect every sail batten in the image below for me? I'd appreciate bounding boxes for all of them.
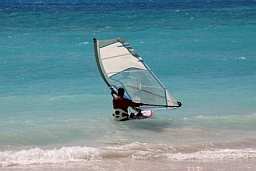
[94,38,180,109]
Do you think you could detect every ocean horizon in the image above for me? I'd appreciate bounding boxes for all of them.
[0,0,256,170]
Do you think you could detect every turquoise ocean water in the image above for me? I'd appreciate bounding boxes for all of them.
[0,0,256,167]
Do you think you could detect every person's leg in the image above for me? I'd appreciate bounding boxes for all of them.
[135,108,143,117]
[129,112,136,119]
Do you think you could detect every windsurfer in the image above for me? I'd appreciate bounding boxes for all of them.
[111,87,143,120]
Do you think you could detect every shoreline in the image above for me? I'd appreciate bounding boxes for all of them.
[1,142,256,169]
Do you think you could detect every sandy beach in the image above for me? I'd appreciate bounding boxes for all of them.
[2,159,256,171]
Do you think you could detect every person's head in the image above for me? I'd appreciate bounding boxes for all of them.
[117,87,125,97]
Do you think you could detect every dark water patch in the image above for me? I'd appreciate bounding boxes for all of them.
[1,0,256,12]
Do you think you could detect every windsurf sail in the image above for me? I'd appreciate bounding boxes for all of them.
[93,38,181,109]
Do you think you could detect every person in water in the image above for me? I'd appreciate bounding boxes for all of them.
[111,87,143,121]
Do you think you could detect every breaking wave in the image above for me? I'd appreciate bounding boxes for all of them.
[1,142,256,167]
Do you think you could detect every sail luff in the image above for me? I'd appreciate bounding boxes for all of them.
[93,38,111,87]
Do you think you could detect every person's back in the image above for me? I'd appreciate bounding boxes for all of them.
[113,96,138,112]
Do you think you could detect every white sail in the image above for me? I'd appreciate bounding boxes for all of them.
[93,38,180,108]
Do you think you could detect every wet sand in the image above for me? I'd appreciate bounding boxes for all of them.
[1,158,256,171]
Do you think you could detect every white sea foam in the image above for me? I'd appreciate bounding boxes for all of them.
[78,41,89,46]
[237,56,247,60]
[0,146,100,167]
[166,149,256,161]
[1,143,256,167]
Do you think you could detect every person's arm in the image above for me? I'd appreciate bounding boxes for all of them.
[129,101,143,114]
[132,101,141,107]
[126,99,142,108]
[110,87,117,98]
